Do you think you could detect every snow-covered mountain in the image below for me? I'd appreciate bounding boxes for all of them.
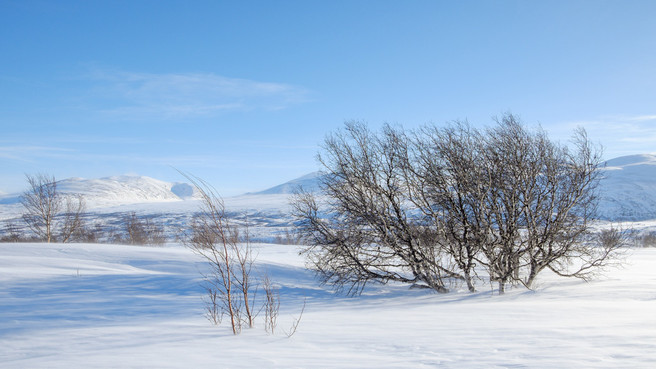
[2,154,656,229]
[256,160,656,221]
[0,176,197,209]
[249,171,324,195]
[597,154,656,221]
[56,176,197,207]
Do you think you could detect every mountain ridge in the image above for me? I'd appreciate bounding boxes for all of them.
[1,154,656,221]
[248,171,324,195]
[598,153,656,221]
[0,175,198,209]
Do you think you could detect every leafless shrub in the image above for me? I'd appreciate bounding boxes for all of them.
[293,115,622,295]
[234,223,257,329]
[477,118,620,293]
[182,173,257,335]
[639,231,656,247]
[0,220,23,242]
[273,228,303,245]
[59,194,86,243]
[21,174,86,243]
[70,222,107,243]
[204,287,222,325]
[120,212,166,246]
[408,121,488,292]
[292,122,456,295]
[284,298,306,338]
[262,273,280,335]
[181,172,304,336]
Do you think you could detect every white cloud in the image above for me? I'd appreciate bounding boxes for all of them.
[552,115,656,159]
[626,115,656,122]
[0,146,75,162]
[85,69,311,119]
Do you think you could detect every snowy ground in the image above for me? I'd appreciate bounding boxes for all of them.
[1,242,655,368]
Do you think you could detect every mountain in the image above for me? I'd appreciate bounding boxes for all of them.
[0,176,197,209]
[2,154,656,225]
[56,176,198,208]
[597,154,656,221]
[249,171,324,195]
[258,159,656,221]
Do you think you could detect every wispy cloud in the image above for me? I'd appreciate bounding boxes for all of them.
[0,146,75,162]
[230,139,319,151]
[553,115,656,158]
[626,115,656,122]
[85,69,312,119]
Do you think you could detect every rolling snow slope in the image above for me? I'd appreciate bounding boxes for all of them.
[0,242,655,368]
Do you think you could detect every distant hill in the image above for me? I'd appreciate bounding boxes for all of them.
[2,154,656,222]
[249,172,324,195]
[0,176,197,209]
[257,157,656,221]
[597,154,656,221]
[59,176,197,207]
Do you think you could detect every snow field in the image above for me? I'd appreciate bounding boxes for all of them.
[1,242,655,368]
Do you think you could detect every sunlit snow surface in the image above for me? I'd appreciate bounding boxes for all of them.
[1,157,656,367]
[1,242,655,368]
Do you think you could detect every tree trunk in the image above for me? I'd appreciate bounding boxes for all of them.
[524,264,540,289]
[464,270,476,292]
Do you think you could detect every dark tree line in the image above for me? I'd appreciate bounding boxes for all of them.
[293,114,623,294]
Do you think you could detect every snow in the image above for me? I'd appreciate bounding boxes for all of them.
[598,154,656,221]
[1,156,656,366]
[604,154,656,168]
[0,175,296,231]
[54,176,196,208]
[1,242,655,368]
[2,153,656,225]
[0,175,193,211]
[250,171,324,195]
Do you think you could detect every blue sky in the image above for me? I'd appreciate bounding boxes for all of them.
[1,0,655,195]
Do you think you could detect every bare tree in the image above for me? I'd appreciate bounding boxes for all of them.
[121,212,166,246]
[183,174,256,334]
[0,220,23,242]
[475,116,620,293]
[293,122,460,294]
[283,298,306,338]
[294,115,621,295]
[638,231,656,247]
[21,174,86,243]
[406,122,488,292]
[60,194,86,243]
[233,222,256,329]
[262,273,280,335]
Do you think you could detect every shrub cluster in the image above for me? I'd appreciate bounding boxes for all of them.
[293,115,624,294]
